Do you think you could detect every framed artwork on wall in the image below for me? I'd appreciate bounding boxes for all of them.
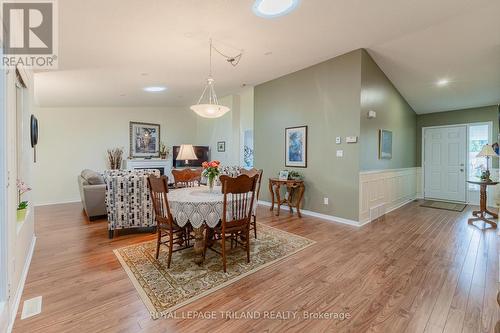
[129,122,160,158]
[379,129,393,159]
[217,141,226,152]
[285,126,307,168]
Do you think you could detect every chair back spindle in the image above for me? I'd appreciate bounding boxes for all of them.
[220,175,258,234]
[147,175,173,228]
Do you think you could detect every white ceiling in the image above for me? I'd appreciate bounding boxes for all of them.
[34,0,500,114]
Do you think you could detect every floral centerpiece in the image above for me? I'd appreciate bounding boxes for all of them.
[202,160,221,191]
[17,180,31,222]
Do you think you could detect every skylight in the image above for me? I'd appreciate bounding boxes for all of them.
[252,0,300,18]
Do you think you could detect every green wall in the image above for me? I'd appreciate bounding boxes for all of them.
[416,105,499,166]
[254,50,362,221]
[360,50,417,170]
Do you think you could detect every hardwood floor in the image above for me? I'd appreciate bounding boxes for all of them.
[12,201,499,333]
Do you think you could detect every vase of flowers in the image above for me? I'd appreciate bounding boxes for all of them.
[202,160,220,192]
[16,180,31,222]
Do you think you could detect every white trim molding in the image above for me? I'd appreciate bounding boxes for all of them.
[34,199,80,207]
[7,235,36,333]
[257,201,361,227]
[359,167,418,224]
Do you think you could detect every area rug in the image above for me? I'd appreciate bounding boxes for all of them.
[114,224,315,319]
[420,200,467,212]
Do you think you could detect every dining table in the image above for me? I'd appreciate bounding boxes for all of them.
[167,185,254,265]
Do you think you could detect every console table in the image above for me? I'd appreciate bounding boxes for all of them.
[268,178,305,217]
[466,179,498,229]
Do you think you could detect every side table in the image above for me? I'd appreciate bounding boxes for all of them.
[466,179,498,229]
[268,178,305,217]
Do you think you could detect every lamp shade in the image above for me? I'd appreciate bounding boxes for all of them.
[176,144,198,161]
[476,144,498,157]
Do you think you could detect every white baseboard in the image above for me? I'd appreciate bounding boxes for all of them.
[34,200,80,207]
[257,201,361,227]
[7,235,36,333]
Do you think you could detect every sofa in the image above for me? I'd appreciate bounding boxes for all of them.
[78,169,107,220]
[103,169,160,238]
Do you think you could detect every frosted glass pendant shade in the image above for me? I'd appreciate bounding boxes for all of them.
[190,104,230,118]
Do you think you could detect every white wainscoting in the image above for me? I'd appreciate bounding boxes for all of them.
[416,167,423,199]
[359,168,418,224]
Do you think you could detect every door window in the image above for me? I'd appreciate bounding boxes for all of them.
[468,124,491,190]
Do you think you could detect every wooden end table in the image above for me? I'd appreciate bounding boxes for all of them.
[269,178,305,217]
[466,179,498,229]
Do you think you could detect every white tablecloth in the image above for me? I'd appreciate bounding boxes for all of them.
[168,186,255,228]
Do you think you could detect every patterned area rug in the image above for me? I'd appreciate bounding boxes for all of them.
[114,224,315,318]
[420,200,467,212]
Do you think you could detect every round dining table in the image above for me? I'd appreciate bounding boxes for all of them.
[168,185,254,264]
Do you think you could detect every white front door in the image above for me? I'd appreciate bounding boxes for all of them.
[424,126,467,202]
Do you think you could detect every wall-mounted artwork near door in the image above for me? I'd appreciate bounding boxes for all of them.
[379,129,392,159]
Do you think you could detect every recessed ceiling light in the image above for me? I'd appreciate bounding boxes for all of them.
[252,0,300,18]
[436,79,449,86]
[143,86,167,92]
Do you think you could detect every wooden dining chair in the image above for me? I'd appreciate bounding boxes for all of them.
[204,174,258,272]
[172,169,201,188]
[147,175,193,268]
[239,168,263,238]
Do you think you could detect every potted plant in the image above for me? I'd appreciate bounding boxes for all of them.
[16,180,31,222]
[159,143,170,160]
[202,160,221,192]
[288,170,303,180]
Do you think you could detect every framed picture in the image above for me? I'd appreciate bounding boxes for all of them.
[129,122,160,158]
[278,170,289,181]
[285,126,307,168]
[379,129,392,159]
[217,141,226,152]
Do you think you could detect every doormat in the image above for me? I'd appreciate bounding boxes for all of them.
[420,200,466,212]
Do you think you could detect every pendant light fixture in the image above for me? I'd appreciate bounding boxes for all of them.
[190,39,239,118]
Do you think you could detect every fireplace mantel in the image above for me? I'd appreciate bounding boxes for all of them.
[124,159,172,180]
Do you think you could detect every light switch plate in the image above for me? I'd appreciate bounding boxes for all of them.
[323,197,329,205]
[336,150,343,157]
[335,136,341,144]
[346,136,358,143]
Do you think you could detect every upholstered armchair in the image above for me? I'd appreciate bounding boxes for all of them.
[103,169,160,238]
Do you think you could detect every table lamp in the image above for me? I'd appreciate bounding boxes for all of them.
[176,144,198,165]
[477,144,498,181]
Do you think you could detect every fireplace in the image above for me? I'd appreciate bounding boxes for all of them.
[124,159,171,180]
